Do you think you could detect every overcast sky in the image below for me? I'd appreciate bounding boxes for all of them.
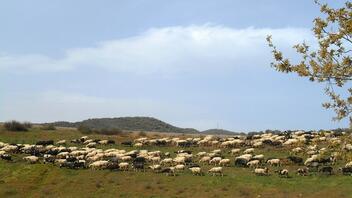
[0,0,348,132]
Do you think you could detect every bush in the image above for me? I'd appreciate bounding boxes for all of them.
[138,131,147,137]
[41,124,56,130]
[96,128,123,135]
[22,122,32,129]
[77,125,93,134]
[3,120,30,131]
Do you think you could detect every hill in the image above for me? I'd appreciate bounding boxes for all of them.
[201,129,244,135]
[48,117,199,134]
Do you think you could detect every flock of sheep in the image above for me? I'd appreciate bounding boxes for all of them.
[1,130,352,178]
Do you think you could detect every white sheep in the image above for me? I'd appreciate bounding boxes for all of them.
[86,142,97,148]
[243,148,255,154]
[219,159,230,166]
[247,160,260,168]
[254,167,269,176]
[151,156,161,164]
[23,156,39,164]
[189,167,202,175]
[210,157,222,165]
[267,159,281,166]
[149,164,162,172]
[98,140,109,145]
[208,167,223,176]
[345,161,352,168]
[175,164,185,171]
[161,158,173,165]
[119,162,129,171]
[134,143,143,147]
[199,156,211,164]
[56,140,66,145]
[89,160,109,169]
[291,147,303,154]
[173,156,186,165]
[196,152,207,157]
[121,156,132,162]
[253,154,264,161]
[230,149,241,155]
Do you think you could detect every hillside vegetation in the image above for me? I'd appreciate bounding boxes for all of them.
[49,117,199,134]
[202,129,244,135]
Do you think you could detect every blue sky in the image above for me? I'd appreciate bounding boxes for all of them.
[0,0,349,131]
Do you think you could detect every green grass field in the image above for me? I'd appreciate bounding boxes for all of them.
[0,127,352,198]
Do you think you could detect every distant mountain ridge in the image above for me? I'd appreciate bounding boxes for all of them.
[48,117,199,134]
[201,129,243,135]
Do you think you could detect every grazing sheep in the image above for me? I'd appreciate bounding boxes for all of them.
[319,166,333,175]
[287,156,303,164]
[189,167,202,175]
[175,164,185,171]
[0,154,12,161]
[118,162,129,171]
[98,140,109,145]
[23,156,39,164]
[199,156,211,164]
[253,154,264,161]
[56,140,66,145]
[89,160,109,170]
[210,157,222,165]
[212,149,221,154]
[345,161,352,168]
[235,157,250,167]
[296,167,309,176]
[151,156,161,164]
[134,143,143,147]
[196,152,207,157]
[247,160,260,168]
[254,167,269,176]
[121,156,132,162]
[161,167,176,176]
[291,147,303,154]
[267,159,281,166]
[149,164,162,172]
[343,144,352,151]
[83,139,94,144]
[208,167,223,176]
[86,142,97,148]
[340,167,352,175]
[230,149,241,155]
[243,148,254,154]
[173,156,186,165]
[277,169,289,177]
[161,158,173,165]
[219,159,230,166]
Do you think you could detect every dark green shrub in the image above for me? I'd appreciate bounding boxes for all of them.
[22,122,32,129]
[138,131,147,137]
[3,120,30,131]
[41,124,56,130]
[77,125,93,134]
[96,128,122,135]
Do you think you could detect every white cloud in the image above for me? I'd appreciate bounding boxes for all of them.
[0,25,313,74]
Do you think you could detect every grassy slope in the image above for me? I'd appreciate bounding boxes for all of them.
[0,128,352,198]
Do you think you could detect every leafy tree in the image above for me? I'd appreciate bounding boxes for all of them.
[267,1,352,126]
[3,120,30,131]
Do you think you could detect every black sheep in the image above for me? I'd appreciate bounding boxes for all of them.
[287,156,303,164]
[0,154,12,161]
[341,167,352,175]
[319,166,333,175]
